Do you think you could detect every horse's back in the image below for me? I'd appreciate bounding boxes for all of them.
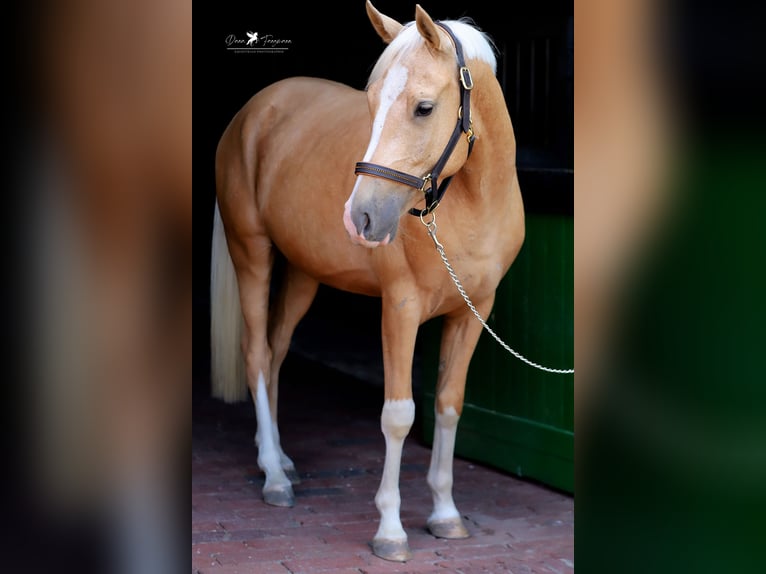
[224,77,365,149]
[251,76,361,110]
[216,75,366,214]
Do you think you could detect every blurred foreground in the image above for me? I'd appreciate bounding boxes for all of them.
[8,0,190,572]
[575,1,765,572]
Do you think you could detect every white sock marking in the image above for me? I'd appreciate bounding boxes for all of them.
[254,372,290,491]
[374,398,415,542]
[427,406,461,522]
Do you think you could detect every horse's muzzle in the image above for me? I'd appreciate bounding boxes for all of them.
[342,193,401,248]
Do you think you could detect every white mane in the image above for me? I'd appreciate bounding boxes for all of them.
[368,19,498,86]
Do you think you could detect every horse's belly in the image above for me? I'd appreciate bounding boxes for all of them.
[270,229,383,296]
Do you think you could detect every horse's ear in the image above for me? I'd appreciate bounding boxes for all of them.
[366,0,403,44]
[415,4,443,52]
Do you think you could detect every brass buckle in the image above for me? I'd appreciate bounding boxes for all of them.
[419,173,433,193]
[459,66,474,90]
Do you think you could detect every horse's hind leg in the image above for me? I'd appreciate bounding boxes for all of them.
[426,295,496,539]
[266,262,320,484]
[228,231,295,507]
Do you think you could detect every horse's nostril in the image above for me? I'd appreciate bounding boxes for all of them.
[362,212,371,235]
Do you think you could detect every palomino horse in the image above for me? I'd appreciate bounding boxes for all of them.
[210,1,524,562]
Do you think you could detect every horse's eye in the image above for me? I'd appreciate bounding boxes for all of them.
[415,102,434,117]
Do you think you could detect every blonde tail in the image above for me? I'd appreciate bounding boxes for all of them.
[210,202,248,402]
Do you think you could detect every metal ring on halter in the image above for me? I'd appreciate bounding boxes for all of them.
[419,209,436,226]
[420,195,441,216]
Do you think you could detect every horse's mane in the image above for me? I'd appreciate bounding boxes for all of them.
[367,18,498,87]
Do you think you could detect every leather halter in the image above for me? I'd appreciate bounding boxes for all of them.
[354,22,476,217]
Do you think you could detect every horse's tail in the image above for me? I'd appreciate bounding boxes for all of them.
[210,201,249,403]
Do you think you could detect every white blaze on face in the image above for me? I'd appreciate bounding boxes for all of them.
[363,64,409,162]
[344,64,409,224]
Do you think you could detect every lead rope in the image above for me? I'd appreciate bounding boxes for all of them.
[420,212,575,375]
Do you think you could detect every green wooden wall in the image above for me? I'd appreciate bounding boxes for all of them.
[420,212,574,493]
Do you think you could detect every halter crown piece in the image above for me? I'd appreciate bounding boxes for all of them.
[354,22,475,217]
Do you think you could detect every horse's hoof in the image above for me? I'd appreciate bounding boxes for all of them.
[371,538,412,562]
[428,517,470,539]
[263,486,295,508]
[284,468,301,485]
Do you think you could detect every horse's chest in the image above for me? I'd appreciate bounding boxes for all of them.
[424,240,508,309]
[445,257,503,296]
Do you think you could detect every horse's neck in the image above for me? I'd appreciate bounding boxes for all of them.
[455,63,517,207]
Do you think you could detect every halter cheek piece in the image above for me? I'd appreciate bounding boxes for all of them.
[354,22,475,217]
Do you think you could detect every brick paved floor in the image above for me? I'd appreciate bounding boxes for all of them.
[192,354,574,573]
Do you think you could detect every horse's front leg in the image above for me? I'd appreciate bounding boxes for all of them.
[371,294,421,562]
[426,295,495,540]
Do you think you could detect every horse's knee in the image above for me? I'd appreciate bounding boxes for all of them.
[243,343,272,386]
[380,399,415,440]
[435,388,464,418]
[435,405,460,428]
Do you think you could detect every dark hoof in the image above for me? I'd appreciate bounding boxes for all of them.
[428,517,470,539]
[263,486,295,508]
[284,468,301,485]
[371,538,412,562]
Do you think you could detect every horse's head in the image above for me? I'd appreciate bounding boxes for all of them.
[343,2,479,248]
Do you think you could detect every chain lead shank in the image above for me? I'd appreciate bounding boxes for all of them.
[422,213,574,375]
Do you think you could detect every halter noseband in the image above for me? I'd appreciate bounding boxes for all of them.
[354,22,476,217]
